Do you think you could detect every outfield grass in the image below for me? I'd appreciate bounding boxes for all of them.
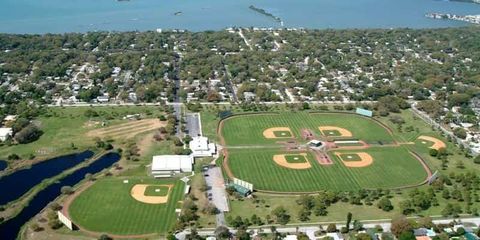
[227,146,427,192]
[69,177,184,235]
[220,112,394,146]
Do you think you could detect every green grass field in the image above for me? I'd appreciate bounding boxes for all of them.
[69,177,184,235]
[337,153,362,161]
[227,146,427,192]
[0,106,165,161]
[220,112,394,146]
[144,185,170,196]
[285,155,308,163]
[322,129,342,137]
[273,131,293,138]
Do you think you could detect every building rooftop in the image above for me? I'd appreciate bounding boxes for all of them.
[152,155,193,171]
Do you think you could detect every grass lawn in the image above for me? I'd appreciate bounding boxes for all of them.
[285,155,308,163]
[227,146,427,192]
[220,112,394,146]
[337,153,362,161]
[69,177,184,235]
[144,185,170,196]
[0,106,165,162]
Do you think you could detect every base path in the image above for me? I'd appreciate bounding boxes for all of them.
[319,126,353,137]
[263,127,294,139]
[418,136,446,150]
[130,184,172,204]
[335,152,373,168]
[273,153,311,169]
[312,150,333,165]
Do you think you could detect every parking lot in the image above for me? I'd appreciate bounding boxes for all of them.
[204,166,229,226]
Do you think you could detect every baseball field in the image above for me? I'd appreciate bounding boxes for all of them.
[219,112,432,193]
[67,177,184,236]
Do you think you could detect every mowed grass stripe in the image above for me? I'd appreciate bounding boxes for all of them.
[69,178,183,235]
[221,112,393,146]
[228,147,426,192]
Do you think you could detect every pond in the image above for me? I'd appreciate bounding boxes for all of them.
[0,151,94,206]
[0,152,121,240]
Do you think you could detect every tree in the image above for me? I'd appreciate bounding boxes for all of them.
[8,153,20,160]
[353,220,363,231]
[326,223,337,233]
[346,212,353,230]
[356,233,373,240]
[377,197,394,211]
[429,149,438,157]
[272,207,290,225]
[60,186,74,195]
[236,228,251,240]
[399,231,416,240]
[474,155,480,164]
[453,128,467,140]
[215,226,231,239]
[14,124,43,144]
[391,216,413,238]
[98,235,113,240]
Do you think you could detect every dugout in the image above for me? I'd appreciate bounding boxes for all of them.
[228,183,252,197]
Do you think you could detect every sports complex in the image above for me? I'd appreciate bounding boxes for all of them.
[219,112,444,193]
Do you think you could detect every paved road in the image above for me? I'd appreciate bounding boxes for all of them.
[185,113,202,137]
[176,216,480,240]
[204,166,229,227]
[411,102,478,155]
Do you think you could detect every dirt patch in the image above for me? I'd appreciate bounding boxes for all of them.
[418,136,446,150]
[273,153,311,169]
[263,127,294,139]
[137,132,155,156]
[319,126,353,137]
[87,119,165,140]
[335,152,373,168]
[130,184,172,204]
[301,129,315,140]
[312,150,333,165]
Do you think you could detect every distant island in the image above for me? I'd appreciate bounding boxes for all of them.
[249,5,282,23]
[426,12,480,25]
[449,0,480,3]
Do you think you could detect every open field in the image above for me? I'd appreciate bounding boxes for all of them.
[68,177,184,235]
[226,146,427,192]
[86,119,165,140]
[0,106,165,163]
[220,112,394,146]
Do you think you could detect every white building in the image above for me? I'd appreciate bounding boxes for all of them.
[0,128,13,141]
[189,136,216,158]
[151,155,194,178]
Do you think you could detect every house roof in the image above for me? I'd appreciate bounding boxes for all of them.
[0,128,13,137]
[152,155,193,171]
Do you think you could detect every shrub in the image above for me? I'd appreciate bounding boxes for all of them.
[326,223,337,232]
[14,124,43,144]
[60,186,74,195]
